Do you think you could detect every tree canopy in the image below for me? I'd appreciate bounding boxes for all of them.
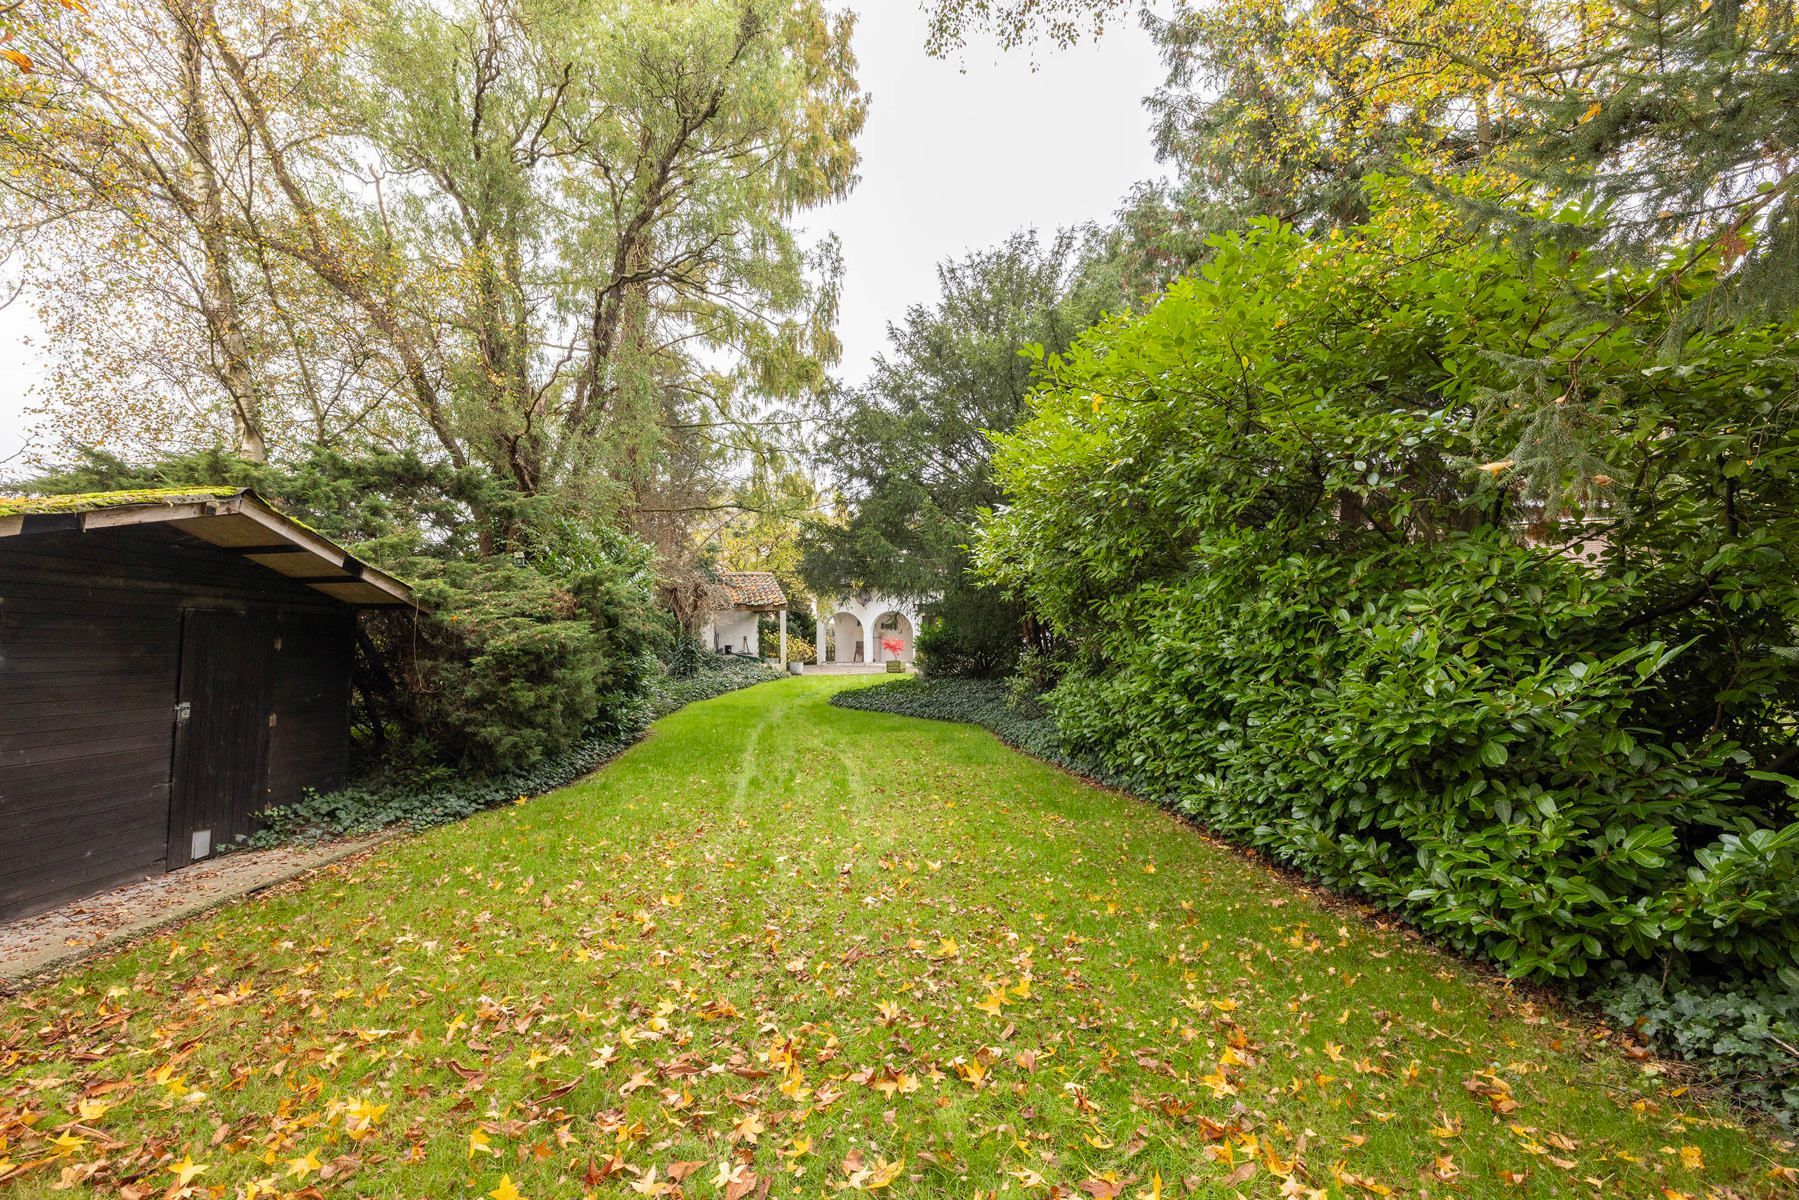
[923,0,1132,54]
[801,230,1100,597]
[2,0,865,529]
[933,1,1799,319]
[799,230,1113,674]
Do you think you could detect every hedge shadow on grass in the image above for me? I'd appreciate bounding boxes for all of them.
[832,676,1799,1129]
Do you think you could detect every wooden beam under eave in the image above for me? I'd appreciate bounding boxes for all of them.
[231,498,414,608]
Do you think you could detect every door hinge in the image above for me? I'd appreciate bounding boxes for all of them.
[174,701,191,725]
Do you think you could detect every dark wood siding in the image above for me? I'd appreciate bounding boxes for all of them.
[265,612,354,813]
[0,525,359,921]
[168,609,275,868]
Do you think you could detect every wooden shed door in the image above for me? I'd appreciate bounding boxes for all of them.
[168,609,274,869]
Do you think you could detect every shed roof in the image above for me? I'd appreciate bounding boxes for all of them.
[0,487,415,608]
[716,570,787,611]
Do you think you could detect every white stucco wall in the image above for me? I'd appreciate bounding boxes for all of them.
[822,594,923,664]
[832,612,866,662]
[706,610,761,656]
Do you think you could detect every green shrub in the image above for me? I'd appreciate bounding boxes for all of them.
[785,603,817,645]
[972,193,1799,989]
[1038,535,1795,981]
[1002,646,1064,717]
[914,585,1030,678]
[1599,971,1799,1128]
[385,549,660,773]
[757,623,817,663]
[666,634,709,678]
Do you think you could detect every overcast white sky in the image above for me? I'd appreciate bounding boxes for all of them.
[0,3,1168,468]
[816,4,1167,380]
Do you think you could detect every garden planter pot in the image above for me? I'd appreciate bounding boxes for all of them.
[886,660,905,673]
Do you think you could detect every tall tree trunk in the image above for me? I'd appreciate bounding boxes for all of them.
[203,21,471,472]
[173,0,267,462]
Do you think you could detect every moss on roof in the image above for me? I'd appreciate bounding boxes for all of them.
[0,485,417,606]
[0,484,348,557]
[0,486,249,515]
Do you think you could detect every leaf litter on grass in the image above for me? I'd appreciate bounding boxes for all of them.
[0,678,1793,1199]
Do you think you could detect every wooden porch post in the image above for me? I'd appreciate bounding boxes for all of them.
[779,608,788,666]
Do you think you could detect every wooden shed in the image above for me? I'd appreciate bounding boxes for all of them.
[0,488,414,922]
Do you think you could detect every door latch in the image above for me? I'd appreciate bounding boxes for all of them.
[174,701,191,725]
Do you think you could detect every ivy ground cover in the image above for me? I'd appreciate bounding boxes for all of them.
[2,677,1793,1199]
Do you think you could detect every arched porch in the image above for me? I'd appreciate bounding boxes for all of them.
[815,593,923,670]
[871,610,914,662]
[826,610,867,664]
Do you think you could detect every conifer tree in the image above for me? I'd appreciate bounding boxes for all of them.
[930,0,1799,317]
[1517,0,1799,320]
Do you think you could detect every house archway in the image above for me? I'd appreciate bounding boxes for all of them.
[813,592,927,669]
[829,611,866,663]
[871,611,915,662]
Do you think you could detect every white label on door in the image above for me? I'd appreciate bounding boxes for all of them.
[191,829,212,860]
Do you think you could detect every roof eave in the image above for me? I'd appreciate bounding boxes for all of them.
[0,491,417,610]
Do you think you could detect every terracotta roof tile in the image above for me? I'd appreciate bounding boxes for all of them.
[716,570,787,609]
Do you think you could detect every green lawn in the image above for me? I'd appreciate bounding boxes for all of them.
[2,676,1793,1199]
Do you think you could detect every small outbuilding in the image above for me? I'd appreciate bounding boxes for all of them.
[699,571,790,662]
[0,488,414,921]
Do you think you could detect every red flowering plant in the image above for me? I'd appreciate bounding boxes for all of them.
[880,636,906,671]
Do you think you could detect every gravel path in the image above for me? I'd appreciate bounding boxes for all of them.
[0,832,393,989]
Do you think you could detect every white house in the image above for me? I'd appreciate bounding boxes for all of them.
[817,591,924,666]
[696,574,926,670]
[699,571,791,662]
